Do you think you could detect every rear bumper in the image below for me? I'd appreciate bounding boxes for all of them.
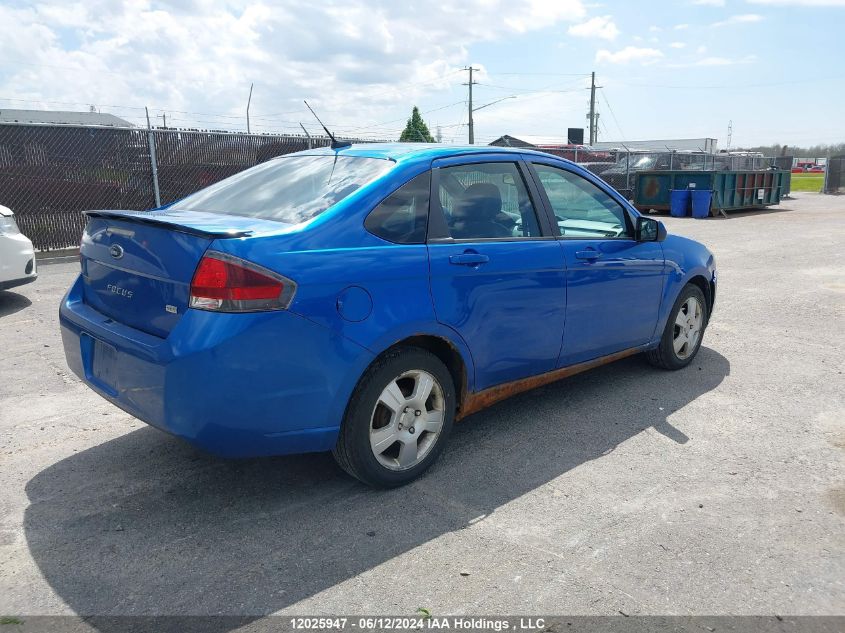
[0,273,37,290]
[60,275,375,457]
[0,232,37,289]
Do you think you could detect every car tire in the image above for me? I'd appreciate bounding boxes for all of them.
[646,283,708,370]
[333,347,456,488]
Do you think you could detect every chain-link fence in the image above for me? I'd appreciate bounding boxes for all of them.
[0,123,336,250]
[541,148,792,200]
[823,156,844,194]
[0,122,800,251]
[0,124,155,250]
[150,129,332,206]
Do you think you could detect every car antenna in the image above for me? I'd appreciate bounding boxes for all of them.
[304,100,351,150]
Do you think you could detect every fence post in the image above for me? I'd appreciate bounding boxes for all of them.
[299,122,312,149]
[625,150,630,193]
[145,107,162,208]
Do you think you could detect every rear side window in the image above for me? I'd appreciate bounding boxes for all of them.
[365,172,430,244]
[170,156,393,224]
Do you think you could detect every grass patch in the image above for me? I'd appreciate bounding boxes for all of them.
[791,173,824,192]
[0,617,23,625]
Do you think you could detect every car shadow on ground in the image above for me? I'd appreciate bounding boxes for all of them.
[0,290,32,317]
[24,347,729,629]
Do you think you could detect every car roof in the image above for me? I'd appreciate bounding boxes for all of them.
[291,142,560,164]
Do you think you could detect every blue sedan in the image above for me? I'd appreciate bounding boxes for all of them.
[60,144,716,487]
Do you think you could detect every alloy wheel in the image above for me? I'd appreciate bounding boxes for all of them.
[369,370,445,471]
[673,296,704,360]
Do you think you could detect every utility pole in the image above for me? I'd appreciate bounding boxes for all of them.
[588,71,598,145]
[246,82,254,134]
[464,66,478,144]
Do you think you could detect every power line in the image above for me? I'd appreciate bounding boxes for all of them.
[0,68,468,127]
[599,88,625,141]
[475,83,583,95]
[474,75,586,94]
[487,72,592,77]
[289,69,467,115]
[0,96,146,111]
[331,100,466,133]
[614,77,844,90]
[599,117,610,140]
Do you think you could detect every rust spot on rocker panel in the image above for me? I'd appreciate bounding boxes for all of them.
[456,347,643,420]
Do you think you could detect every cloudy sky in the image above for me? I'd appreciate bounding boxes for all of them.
[0,0,842,146]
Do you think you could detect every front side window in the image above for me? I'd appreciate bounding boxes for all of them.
[170,156,393,224]
[532,163,631,238]
[437,162,541,240]
[364,171,430,244]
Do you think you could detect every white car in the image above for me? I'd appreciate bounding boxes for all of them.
[0,205,37,291]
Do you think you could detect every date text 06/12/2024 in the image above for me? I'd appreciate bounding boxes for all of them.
[289,618,547,631]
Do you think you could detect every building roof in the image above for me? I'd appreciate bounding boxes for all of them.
[489,134,580,148]
[0,109,133,127]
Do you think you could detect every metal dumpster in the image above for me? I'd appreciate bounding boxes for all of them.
[633,170,790,216]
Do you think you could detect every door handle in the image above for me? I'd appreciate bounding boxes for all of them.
[449,252,490,266]
[575,249,602,261]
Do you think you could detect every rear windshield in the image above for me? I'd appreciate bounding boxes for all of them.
[170,155,393,223]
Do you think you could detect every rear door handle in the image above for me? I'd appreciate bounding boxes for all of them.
[575,249,602,261]
[449,253,490,266]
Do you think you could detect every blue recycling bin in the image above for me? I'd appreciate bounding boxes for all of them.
[691,190,713,219]
[669,189,690,217]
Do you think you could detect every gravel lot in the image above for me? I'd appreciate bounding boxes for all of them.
[1,193,843,617]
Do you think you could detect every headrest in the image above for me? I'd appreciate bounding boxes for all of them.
[455,183,503,220]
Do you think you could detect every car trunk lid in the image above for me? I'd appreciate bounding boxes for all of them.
[80,210,279,337]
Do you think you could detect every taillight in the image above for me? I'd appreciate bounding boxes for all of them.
[189,251,296,312]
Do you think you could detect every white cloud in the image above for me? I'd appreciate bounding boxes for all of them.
[693,0,726,5]
[649,25,662,32]
[669,42,687,48]
[674,23,690,29]
[567,15,620,40]
[667,54,758,67]
[505,0,587,32]
[747,0,845,5]
[711,13,764,25]
[696,54,757,65]
[595,46,664,64]
[0,0,587,138]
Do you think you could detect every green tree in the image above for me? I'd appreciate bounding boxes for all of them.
[399,106,435,142]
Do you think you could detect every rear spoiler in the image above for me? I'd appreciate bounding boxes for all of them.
[84,210,253,239]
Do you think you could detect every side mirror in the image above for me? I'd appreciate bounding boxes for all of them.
[636,216,667,242]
